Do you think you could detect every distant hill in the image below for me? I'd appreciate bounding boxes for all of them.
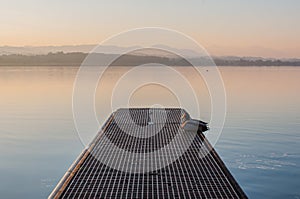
[0,44,199,58]
[0,45,95,55]
[1,52,300,66]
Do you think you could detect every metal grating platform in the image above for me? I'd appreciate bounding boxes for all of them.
[50,108,247,199]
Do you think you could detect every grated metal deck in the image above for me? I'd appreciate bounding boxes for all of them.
[50,108,247,199]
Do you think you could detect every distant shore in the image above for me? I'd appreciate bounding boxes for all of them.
[1,52,300,66]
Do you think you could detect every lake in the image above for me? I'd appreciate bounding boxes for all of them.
[0,66,299,198]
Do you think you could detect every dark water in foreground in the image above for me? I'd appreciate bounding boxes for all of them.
[0,66,299,198]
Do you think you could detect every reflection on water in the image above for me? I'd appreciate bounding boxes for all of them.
[0,66,299,198]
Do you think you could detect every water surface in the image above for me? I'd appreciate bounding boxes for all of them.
[0,66,299,198]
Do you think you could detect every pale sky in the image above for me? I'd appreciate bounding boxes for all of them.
[1,0,299,57]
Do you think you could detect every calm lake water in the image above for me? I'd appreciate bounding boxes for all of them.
[0,66,299,198]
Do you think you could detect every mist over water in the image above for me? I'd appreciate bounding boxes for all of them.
[0,66,299,198]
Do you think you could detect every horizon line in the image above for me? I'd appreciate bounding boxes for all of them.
[0,44,299,60]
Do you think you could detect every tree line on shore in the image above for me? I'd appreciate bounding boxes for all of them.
[0,52,299,66]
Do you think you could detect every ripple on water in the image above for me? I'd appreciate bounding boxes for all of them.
[231,152,299,171]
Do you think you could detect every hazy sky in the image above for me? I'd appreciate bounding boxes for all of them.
[1,0,299,57]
